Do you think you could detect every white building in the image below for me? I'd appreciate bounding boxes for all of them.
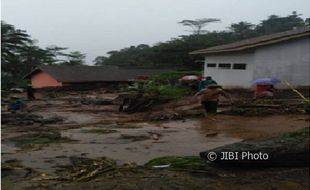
[190,28,310,88]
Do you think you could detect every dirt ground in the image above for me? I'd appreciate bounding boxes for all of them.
[1,90,309,190]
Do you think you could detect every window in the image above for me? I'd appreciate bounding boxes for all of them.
[218,63,231,69]
[207,63,216,68]
[233,63,247,70]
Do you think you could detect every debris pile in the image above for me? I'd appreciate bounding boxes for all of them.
[56,156,116,181]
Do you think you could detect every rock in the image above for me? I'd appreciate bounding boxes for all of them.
[200,128,310,167]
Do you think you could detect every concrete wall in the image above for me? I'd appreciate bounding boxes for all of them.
[204,36,310,88]
[204,53,255,88]
[31,71,62,88]
[253,36,310,87]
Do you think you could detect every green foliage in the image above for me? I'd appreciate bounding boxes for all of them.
[154,85,192,98]
[93,56,108,65]
[128,71,198,98]
[280,127,309,141]
[145,156,208,170]
[256,11,306,35]
[61,51,86,65]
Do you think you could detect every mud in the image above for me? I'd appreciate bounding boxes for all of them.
[1,92,309,190]
[2,115,307,174]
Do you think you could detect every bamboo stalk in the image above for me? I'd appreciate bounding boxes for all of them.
[284,81,310,103]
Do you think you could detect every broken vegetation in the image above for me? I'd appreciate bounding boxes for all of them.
[145,156,209,171]
[55,156,116,182]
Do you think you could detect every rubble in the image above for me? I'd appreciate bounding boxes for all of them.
[55,156,116,182]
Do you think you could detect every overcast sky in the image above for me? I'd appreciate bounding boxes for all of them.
[2,0,310,64]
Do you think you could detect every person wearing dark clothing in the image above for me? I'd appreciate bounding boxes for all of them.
[27,85,35,100]
[198,76,217,90]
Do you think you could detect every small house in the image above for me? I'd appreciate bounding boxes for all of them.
[190,28,310,88]
[25,65,172,89]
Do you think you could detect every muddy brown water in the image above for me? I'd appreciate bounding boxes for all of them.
[1,114,308,174]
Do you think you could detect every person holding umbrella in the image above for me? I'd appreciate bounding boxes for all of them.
[252,78,280,100]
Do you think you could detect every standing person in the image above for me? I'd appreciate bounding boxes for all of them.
[27,85,36,100]
[198,76,217,91]
[194,84,231,117]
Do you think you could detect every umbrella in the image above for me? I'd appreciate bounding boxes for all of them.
[179,75,199,81]
[252,77,281,85]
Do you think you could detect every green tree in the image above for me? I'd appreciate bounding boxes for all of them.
[62,51,86,65]
[229,21,256,39]
[93,56,108,65]
[1,21,33,88]
[1,21,31,65]
[45,45,69,65]
[255,11,306,35]
[178,18,220,35]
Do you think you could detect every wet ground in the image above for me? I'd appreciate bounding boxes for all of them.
[1,93,309,190]
[2,113,308,174]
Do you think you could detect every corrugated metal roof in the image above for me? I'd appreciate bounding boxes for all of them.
[190,27,310,55]
[25,65,173,82]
